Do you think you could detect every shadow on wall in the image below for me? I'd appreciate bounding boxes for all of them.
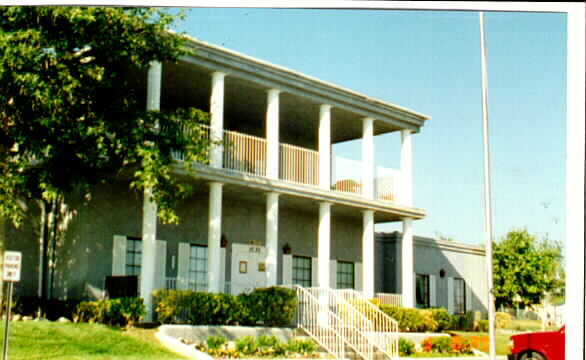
[375,231,488,316]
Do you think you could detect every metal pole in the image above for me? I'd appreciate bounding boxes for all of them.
[2,281,13,360]
[479,12,497,360]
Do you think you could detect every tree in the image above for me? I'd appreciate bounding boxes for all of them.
[0,7,210,307]
[493,228,564,309]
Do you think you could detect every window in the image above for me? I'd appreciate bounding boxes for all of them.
[292,256,312,287]
[454,278,466,315]
[336,261,355,289]
[125,237,142,276]
[416,274,430,308]
[189,245,208,291]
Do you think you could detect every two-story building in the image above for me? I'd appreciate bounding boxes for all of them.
[5,37,430,320]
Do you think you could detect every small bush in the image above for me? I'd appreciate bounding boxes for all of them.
[207,336,227,350]
[379,305,438,332]
[236,336,258,355]
[450,336,473,354]
[239,287,297,327]
[432,336,452,353]
[496,312,512,329]
[399,338,416,356]
[257,335,280,349]
[478,319,489,332]
[75,297,144,327]
[430,308,453,332]
[287,338,317,355]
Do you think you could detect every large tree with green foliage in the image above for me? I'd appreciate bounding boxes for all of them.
[0,7,209,305]
[493,229,564,309]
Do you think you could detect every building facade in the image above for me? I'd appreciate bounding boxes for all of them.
[375,232,489,315]
[4,37,430,319]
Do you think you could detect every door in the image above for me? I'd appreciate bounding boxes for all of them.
[230,243,267,294]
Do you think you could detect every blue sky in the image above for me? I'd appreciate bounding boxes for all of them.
[173,8,567,248]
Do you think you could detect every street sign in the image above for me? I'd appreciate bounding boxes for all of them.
[3,251,22,282]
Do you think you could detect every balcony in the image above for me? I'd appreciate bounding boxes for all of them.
[173,125,403,204]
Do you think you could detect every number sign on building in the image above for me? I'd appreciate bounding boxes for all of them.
[3,251,22,282]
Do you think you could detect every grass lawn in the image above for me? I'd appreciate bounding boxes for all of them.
[450,331,511,356]
[0,321,188,360]
[506,319,559,332]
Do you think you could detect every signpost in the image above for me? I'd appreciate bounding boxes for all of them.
[2,251,22,360]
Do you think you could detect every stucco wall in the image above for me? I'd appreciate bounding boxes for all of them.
[376,232,488,315]
[6,179,366,300]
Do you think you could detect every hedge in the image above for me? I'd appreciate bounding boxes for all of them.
[75,297,145,326]
[153,286,297,327]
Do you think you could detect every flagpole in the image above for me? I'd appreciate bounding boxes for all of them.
[479,12,497,360]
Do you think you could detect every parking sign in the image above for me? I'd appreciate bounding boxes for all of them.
[3,251,22,282]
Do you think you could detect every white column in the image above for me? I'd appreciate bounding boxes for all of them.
[146,62,162,111]
[207,182,223,293]
[265,192,279,286]
[362,210,375,298]
[140,61,161,322]
[400,130,413,206]
[266,89,281,179]
[402,218,415,308]
[318,202,332,288]
[210,72,226,168]
[319,104,332,190]
[140,188,157,321]
[362,117,375,199]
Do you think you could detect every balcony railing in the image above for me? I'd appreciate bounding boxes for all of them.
[172,125,402,203]
[279,143,319,186]
[332,156,401,202]
[223,129,267,176]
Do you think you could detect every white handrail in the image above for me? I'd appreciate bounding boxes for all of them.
[303,287,379,360]
[294,286,346,360]
[335,289,400,360]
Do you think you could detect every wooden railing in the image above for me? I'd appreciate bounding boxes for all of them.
[279,143,319,186]
[223,129,267,176]
[376,293,403,307]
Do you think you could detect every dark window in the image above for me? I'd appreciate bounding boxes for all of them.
[292,256,312,287]
[416,274,430,308]
[125,238,142,276]
[189,245,208,291]
[454,278,466,315]
[336,261,355,289]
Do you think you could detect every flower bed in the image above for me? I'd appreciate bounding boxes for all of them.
[400,336,474,357]
[184,334,327,359]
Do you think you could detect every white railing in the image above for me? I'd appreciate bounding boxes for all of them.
[223,129,267,176]
[332,155,401,202]
[376,293,402,307]
[336,289,400,360]
[164,277,207,292]
[303,287,380,360]
[294,286,346,360]
[279,143,319,186]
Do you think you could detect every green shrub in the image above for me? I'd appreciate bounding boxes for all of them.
[496,312,512,329]
[430,308,453,331]
[236,336,258,355]
[379,305,438,332]
[287,338,317,355]
[153,287,296,326]
[238,287,297,327]
[450,315,466,331]
[207,336,227,350]
[399,338,416,356]
[478,319,489,332]
[257,335,280,349]
[432,336,452,353]
[75,297,144,327]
